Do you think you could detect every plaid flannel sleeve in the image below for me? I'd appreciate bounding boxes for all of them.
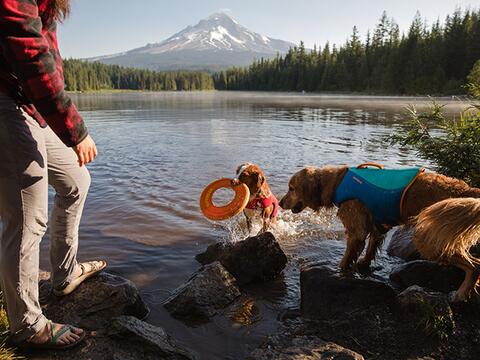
[0,0,88,147]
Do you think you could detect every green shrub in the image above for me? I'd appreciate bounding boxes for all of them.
[466,60,480,99]
[391,101,480,187]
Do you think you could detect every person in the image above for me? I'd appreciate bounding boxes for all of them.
[0,0,106,350]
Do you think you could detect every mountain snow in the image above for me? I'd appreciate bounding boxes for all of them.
[131,12,292,54]
[88,13,294,71]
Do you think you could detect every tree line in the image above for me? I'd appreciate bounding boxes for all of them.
[63,59,215,91]
[63,9,480,95]
[213,9,480,95]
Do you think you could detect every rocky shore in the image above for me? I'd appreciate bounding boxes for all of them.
[247,228,480,360]
[11,227,480,359]
[27,272,196,360]
[161,228,480,359]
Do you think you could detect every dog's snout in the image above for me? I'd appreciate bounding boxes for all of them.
[279,197,285,208]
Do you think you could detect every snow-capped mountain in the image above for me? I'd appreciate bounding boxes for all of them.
[141,13,292,54]
[88,13,295,71]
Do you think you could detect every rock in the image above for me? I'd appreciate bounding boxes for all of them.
[389,260,464,293]
[301,264,396,320]
[107,316,196,360]
[28,316,197,360]
[163,262,241,320]
[386,226,420,261]
[195,232,288,286]
[28,273,196,360]
[39,272,150,330]
[397,285,455,340]
[249,335,364,360]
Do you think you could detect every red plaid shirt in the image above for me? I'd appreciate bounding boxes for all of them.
[0,0,87,147]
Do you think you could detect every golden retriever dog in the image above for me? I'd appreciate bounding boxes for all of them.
[279,165,480,279]
[232,163,278,234]
[413,198,480,302]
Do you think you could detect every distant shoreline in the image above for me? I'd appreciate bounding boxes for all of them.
[67,89,470,99]
[67,90,477,115]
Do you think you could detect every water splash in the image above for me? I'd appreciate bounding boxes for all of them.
[213,208,343,254]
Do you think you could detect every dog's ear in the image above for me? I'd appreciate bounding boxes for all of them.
[318,166,349,206]
[257,172,265,188]
[302,167,322,210]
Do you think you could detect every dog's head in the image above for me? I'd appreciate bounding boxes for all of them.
[279,166,322,213]
[280,165,348,213]
[236,163,266,197]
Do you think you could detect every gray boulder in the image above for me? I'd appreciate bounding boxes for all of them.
[397,285,455,340]
[107,316,196,360]
[39,271,149,329]
[195,232,288,286]
[386,226,420,261]
[389,260,464,293]
[249,335,364,360]
[301,264,396,320]
[163,262,241,320]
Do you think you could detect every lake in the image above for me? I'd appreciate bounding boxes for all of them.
[39,91,467,359]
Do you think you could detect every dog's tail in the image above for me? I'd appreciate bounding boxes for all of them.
[413,198,480,265]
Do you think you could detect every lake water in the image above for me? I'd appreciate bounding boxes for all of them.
[38,91,467,359]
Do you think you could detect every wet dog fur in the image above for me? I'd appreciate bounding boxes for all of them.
[233,163,277,234]
[413,197,480,302]
[279,165,480,301]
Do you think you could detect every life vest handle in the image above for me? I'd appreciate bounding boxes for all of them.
[357,162,385,170]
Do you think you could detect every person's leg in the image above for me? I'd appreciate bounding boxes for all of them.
[0,95,49,343]
[43,125,92,290]
[0,97,85,347]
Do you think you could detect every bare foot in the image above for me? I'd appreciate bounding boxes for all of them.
[29,322,83,346]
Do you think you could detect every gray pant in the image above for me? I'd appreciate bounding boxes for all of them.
[0,95,90,342]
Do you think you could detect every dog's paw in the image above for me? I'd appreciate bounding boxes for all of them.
[356,257,371,272]
[339,261,355,274]
[339,259,350,272]
[231,178,241,186]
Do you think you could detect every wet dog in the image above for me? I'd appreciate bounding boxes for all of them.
[279,165,480,290]
[232,163,278,234]
[413,197,480,302]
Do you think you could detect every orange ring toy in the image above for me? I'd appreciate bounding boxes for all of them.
[200,178,250,221]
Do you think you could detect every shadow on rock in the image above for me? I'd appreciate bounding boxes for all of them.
[390,260,464,293]
[300,263,396,320]
[163,262,241,325]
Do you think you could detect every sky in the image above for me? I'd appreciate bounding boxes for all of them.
[58,0,478,58]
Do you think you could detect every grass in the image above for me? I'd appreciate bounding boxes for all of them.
[412,295,453,341]
[0,291,20,360]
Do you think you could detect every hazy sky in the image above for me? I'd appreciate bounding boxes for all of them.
[58,0,478,58]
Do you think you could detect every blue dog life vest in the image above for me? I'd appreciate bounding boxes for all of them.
[333,167,423,227]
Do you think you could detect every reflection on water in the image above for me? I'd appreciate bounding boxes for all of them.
[36,91,456,359]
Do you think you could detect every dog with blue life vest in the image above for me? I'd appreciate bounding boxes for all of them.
[279,163,480,302]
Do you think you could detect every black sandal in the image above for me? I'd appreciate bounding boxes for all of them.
[25,320,85,350]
